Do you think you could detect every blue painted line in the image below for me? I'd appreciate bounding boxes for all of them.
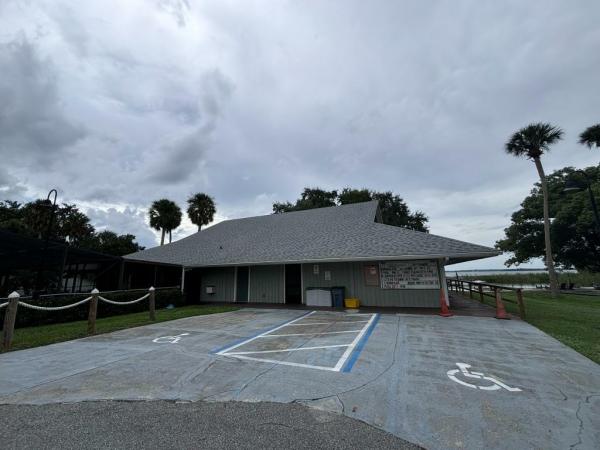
[210,310,314,354]
[341,314,380,373]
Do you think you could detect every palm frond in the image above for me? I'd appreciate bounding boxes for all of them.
[505,122,563,159]
[579,124,600,148]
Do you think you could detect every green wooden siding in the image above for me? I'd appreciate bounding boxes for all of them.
[199,267,235,302]
[249,265,284,303]
[302,260,440,307]
[197,260,440,307]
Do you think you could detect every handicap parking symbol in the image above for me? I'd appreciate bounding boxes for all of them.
[447,362,522,392]
[152,333,190,344]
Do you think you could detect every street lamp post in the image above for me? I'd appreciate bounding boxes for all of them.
[33,189,58,298]
[564,170,600,234]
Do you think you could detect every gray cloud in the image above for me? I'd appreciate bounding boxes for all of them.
[0,36,86,168]
[1,0,599,268]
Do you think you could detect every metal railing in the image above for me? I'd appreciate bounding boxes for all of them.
[447,279,526,320]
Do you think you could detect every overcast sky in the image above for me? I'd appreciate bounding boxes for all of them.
[1,0,599,270]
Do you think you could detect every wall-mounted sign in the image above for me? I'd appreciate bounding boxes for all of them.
[324,270,331,281]
[364,265,379,286]
[379,261,440,289]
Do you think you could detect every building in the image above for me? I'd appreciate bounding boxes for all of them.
[125,201,499,307]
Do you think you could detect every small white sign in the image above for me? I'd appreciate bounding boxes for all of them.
[447,363,522,392]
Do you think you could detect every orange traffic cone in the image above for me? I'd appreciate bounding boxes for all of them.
[439,290,453,317]
[494,290,510,320]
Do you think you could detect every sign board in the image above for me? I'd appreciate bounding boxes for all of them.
[379,261,440,289]
[364,265,379,286]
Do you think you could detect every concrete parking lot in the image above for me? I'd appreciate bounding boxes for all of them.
[1,308,599,449]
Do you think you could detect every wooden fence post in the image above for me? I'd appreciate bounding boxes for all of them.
[468,282,473,299]
[516,289,526,320]
[88,288,99,335]
[149,286,156,321]
[478,285,484,302]
[2,291,20,352]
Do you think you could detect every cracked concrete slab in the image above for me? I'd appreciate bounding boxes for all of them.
[0,308,599,449]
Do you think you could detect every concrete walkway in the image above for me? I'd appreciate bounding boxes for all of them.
[1,308,599,449]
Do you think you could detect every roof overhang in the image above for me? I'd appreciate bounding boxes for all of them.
[155,251,501,269]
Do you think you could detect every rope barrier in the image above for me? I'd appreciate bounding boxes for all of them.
[18,296,93,311]
[0,302,8,309]
[98,293,150,306]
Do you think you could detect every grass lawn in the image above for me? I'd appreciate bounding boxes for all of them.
[484,291,600,364]
[4,305,239,353]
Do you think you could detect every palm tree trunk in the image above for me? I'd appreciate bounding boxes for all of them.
[533,157,559,297]
[160,229,165,246]
[169,230,172,243]
[198,225,202,232]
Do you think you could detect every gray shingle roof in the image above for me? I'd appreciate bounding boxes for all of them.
[125,200,499,267]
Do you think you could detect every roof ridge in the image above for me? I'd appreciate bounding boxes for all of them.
[213,200,378,224]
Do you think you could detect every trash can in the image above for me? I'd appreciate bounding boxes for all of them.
[330,287,345,308]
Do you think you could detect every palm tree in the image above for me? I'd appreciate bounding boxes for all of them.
[505,123,563,297]
[579,124,600,149]
[148,199,182,245]
[187,193,216,231]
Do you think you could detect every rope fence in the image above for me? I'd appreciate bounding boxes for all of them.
[18,296,92,311]
[98,293,150,306]
[1,287,156,352]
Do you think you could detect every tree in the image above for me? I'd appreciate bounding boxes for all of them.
[273,188,338,213]
[55,204,94,245]
[579,124,600,149]
[496,166,600,272]
[505,123,564,296]
[273,187,429,232]
[21,199,56,239]
[148,199,182,245]
[338,188,372,205]
[187,193,216,231]
[0,200,27,234]
[80,230,144,256]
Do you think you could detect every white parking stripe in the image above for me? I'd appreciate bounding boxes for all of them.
[286,320,369,326]
[260,330,362,337]
[217,311,378,372]
[333,313,377,371]
[216,311,316,355]
[225,354,339,372]
[227,344,350,355]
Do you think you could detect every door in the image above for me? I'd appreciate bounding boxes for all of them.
[285,264,302,304]
[236,266,249,302]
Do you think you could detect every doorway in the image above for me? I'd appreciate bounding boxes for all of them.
[285,264,302,304]
[236,266,249,302]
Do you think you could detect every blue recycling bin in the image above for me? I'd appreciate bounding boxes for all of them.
[331,287,345,308]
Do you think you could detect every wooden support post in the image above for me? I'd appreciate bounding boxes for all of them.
[516,289,526,320]
[87,288,99,335]
[2,292,20,352]
[468,283,473,299]
[478,285,484,302]
[149,286,156,321]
